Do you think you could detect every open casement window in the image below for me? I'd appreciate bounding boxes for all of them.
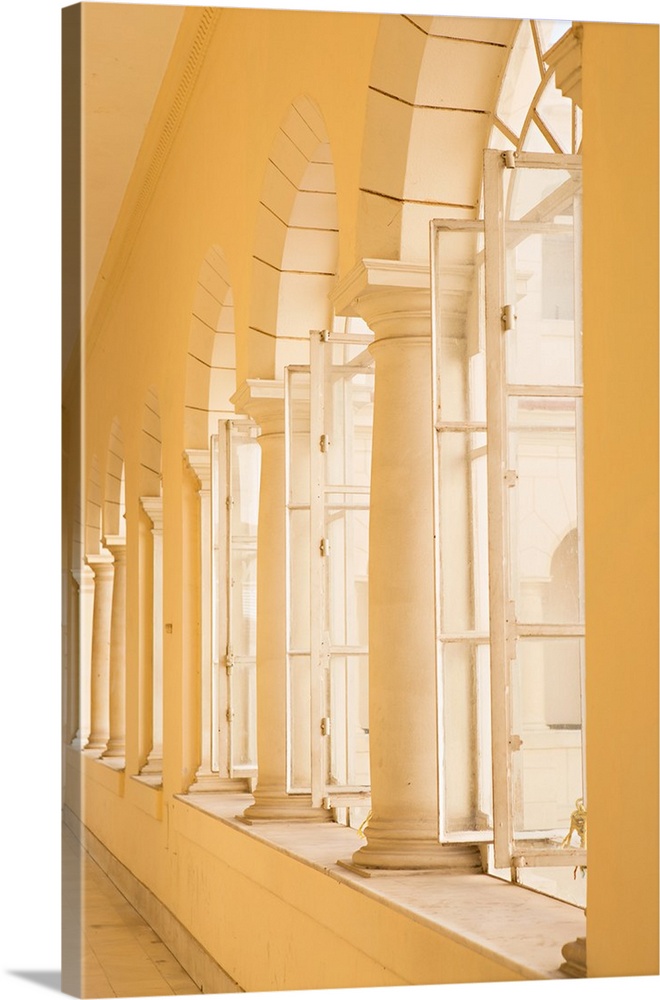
[285,330,373,815]
[431,150,585,903]
[214,419,260,782]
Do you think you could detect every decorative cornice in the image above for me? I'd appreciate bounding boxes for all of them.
[140,495,164,532]
[545,23,582,109]
[231,379,285,435]
[184,449,211,491]
[332,259,432,339]
[332,258,431,317]
[102,534,127,555]
[86,7,220,356]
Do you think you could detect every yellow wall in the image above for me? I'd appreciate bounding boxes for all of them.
[583,20,659,978]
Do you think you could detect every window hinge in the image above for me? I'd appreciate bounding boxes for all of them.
[320,537,330,556]
[504,469,518,487]
[501,304,516,332]
[311,329,330,342]
[320,434,329,453]
[225,647,234,673]
[226,708,234,723]
[509,734,523,751]
[506,601,517,660]
[320,717,331,736]
[502,150,517,169]
[226,495,234,509]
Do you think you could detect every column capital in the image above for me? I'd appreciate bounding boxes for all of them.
[545,23,582,108]
[184,448,211,492]
[72,563,96,590]
[86,550,114,572]
[102,535,127,558]
[332,258,431,340]
[140,495,164,532]
[232,379,284,435]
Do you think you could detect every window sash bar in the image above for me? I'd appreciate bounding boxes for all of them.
[484,147,515,869]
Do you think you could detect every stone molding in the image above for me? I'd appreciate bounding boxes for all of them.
[231,379,284,436]
[545,23,583,108]
[184,449,211,492]
[140,495,164,532]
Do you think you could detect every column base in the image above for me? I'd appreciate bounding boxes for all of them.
[241,791,331,823]
[140,753,163,776]
[188,773,252,794]
[560,936,587,978]
[350,816,483,871]
[350,840,482,871]
[101,740,126,759]
[84,735,108,752]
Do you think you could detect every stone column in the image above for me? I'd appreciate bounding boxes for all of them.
[140,497,164,775]
[84,552,114,751]
[101,536,127,759]
[234,381,328,821]
[333,260,481,869]
[63,569,80,746]
[70,564,94,747]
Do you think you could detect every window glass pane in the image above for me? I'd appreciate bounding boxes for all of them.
[516,863,587,908]
[503,167,580,386]
[521,117,554,153]
[440,642,493,837]
[324,370,373,489]
[230,659,257,769]
[288,507,311,652]
[496,20,540,139]
[432,228,486,423]
[438,430,489,634]
[328,653,369,787]
[288,653,311,791]
[536,20,572,59]
[230,546,257,658]
[287,371,311,505]
[325,508,369,649]
[231,429,261,534]
[510,637,584,837]
[507,397,582,625]
[536,73,571,154]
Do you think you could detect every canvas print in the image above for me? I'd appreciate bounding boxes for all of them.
[60,2,659,997]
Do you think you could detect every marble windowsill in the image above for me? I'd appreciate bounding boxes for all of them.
[177,791,585,981]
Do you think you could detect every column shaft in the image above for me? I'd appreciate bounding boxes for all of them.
[102,538,127,759]
[333,263,481,869]
[84,555,114,750]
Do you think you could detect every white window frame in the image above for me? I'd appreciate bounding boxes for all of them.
[431,149,586,880]
[284,329,374,811]
[213,418,260,783]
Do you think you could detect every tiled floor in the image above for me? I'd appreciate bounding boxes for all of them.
[62,824,201,998]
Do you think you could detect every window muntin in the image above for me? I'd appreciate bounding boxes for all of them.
[489,20,582,160]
